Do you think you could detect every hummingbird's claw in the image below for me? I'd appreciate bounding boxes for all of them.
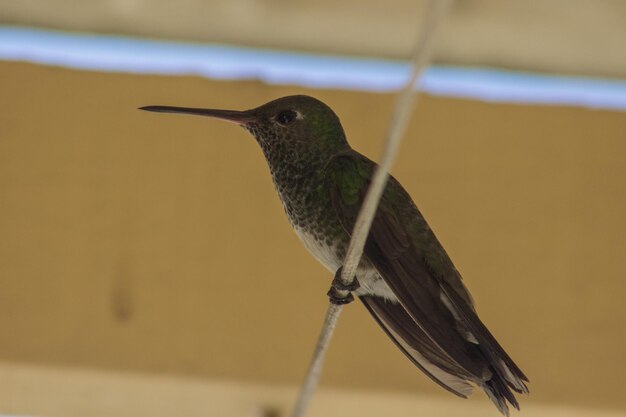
[327,287,355,305]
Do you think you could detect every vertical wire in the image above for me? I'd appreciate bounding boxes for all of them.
[288,1,454,416]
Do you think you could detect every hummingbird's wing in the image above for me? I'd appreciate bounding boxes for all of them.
[326,152,528,414]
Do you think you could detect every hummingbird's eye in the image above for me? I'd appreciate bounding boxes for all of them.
[275,110,298,126]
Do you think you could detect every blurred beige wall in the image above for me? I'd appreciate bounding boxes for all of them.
[1,61,625,415]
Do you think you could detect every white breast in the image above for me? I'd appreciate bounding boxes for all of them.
[293,227,399,302]
[294,227,341,273]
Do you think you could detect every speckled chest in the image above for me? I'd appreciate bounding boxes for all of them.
[245,124,397,301]
[246,123,347,262]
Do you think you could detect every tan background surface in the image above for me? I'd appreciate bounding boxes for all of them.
[1,61,626,414]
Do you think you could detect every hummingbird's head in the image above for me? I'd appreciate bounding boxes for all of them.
[140,95,350,161]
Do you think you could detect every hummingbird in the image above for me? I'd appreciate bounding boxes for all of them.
[140,95,528,415]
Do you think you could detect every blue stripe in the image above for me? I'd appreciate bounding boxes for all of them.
[1,26,625,111]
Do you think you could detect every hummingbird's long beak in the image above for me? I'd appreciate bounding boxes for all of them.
[139,105,254,125]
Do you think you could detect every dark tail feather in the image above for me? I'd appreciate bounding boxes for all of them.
[361,295,527,416]
[360,296,474,398]
[437,284,529,414]
[440,283,530,394]
[482,370,521,417]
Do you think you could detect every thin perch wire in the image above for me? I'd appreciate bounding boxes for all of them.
[288,1,453,417]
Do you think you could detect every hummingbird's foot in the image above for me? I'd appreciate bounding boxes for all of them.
[327,267,360,305]
[327,287,354,305]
